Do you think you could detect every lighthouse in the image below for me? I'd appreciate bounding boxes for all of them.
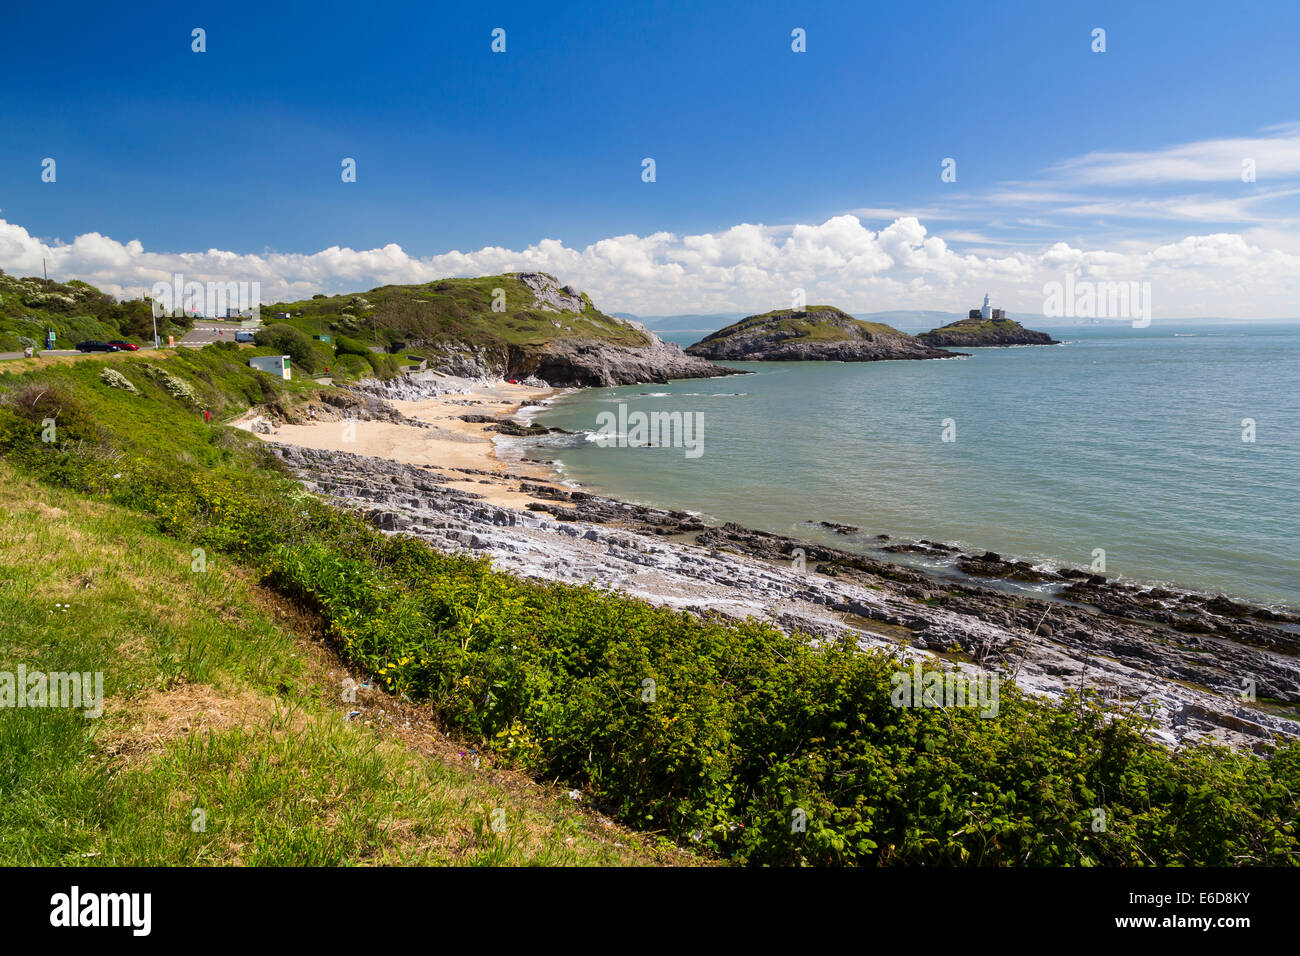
[980,293,992,320]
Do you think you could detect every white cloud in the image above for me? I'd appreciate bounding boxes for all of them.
[3,214,1299,320]
[1050,123,1300,185]
[927,124,1300,248]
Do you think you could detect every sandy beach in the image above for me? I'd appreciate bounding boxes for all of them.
[236,378,573,511]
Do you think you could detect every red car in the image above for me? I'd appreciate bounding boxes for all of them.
[106,340,140,351]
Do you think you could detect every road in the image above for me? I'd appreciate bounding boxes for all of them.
[178,321,258,346]
[0,319,260,361]
[0,347,164,361]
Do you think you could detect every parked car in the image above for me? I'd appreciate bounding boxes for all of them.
[75,341,121,353]
[106,340,139,351]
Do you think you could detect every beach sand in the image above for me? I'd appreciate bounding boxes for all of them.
[238,379,573,511]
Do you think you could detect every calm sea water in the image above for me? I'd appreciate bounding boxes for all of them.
[522,324,1300,609]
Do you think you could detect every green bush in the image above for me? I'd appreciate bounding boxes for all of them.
[253,323,317,373]
[363,352,400,379]
[333,335,370,357]
[329,354,371,380]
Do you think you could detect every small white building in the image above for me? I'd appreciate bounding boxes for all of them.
[249,355,291,380]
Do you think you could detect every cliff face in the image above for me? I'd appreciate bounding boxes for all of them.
[510,335,743,386]
[917,317,1059,347]
[408,324,739,387]
[685,307,958,362]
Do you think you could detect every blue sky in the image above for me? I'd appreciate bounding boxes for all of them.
[2,0,1298,316]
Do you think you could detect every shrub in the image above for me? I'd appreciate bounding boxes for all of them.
[329,354,371,380]
[99,368,138,394]
[141,364,199,405]
[253,323,317,373]
[333,335,370,357]
[363,352,400,379]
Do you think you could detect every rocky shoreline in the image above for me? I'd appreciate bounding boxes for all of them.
[266,415,1300,753]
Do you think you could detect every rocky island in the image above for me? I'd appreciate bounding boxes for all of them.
[684,306,958,361]
[918,296,1059,347]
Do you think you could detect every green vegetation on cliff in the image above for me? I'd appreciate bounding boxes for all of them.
[1,346,1297,865]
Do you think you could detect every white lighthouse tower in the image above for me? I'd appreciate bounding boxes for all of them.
[980,293,992,319]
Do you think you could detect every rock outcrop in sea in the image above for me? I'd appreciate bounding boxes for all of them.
[918,316,1059,347]
[685,307,958,361]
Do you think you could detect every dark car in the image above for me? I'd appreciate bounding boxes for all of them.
[75,341,121,353]
[106,340,139,351]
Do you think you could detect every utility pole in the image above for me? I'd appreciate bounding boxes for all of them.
[42,258,47,281]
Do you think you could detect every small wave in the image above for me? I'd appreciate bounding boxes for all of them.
[495,430,602,450]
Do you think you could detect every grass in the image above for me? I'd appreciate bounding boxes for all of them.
[0,464,694,866]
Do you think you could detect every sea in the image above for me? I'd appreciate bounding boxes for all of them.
[513,323,1300,609]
